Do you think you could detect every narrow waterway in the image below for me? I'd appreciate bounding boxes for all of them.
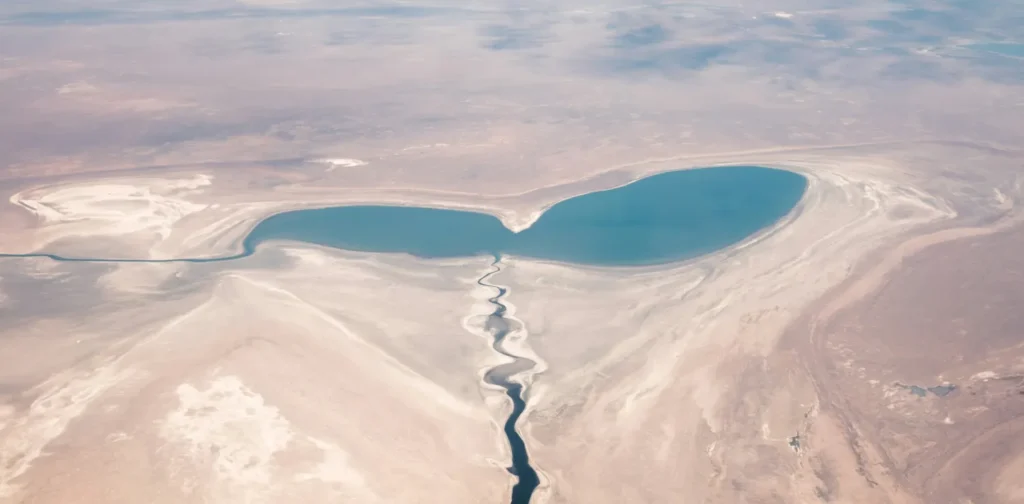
[1,165,808,504]
[477,258,540,504]
[2,248,545,504]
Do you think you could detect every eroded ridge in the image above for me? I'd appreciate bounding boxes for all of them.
[477,258,540,504]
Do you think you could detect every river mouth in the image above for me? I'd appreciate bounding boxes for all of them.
[0,166,807,504]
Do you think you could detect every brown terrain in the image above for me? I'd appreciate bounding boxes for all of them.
[791,224,1024,504]
[1,0,1023,503]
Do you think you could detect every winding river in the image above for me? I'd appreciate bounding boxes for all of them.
[479,260,540,503]
[0,166,807,503]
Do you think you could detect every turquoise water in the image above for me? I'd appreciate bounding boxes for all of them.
[243,166,807,266]
[0,164,806,504]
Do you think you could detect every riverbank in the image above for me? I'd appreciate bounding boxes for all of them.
[0,140,1019,504]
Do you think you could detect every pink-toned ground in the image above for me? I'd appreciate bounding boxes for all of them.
[792,224,1024,504]
[1,0,1023,502]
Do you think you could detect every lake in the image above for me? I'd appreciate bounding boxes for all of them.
[0,164,808,504]
[243,165,807,266]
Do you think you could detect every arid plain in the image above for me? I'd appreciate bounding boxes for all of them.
[1,1,1023,503]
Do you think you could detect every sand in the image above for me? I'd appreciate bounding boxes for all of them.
[2,1,1024,500]
[0,138,1021,503]
[0,249,514,503]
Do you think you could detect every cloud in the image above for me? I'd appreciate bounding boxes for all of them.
[480,24,547,51]
[612,24,669,48]
[478,9,557,51]
[0,6,455,26]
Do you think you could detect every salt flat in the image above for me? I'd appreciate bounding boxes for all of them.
[1,141,1020,504]
[1,0,1023,502]
[0,248,514,503]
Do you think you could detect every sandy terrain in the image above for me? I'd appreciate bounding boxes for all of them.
[0,248,515,503]
[1,0,1023,503]
[0,140,1021,504]
[796,218,1024,504]
[493,146,1022,504]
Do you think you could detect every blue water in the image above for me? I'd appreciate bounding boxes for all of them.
[244,165,806,266]
[0,164,806,504]
[0,166,806,267]
[477,264,540,504]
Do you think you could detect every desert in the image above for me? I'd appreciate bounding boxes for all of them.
[1,1,1023,503]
